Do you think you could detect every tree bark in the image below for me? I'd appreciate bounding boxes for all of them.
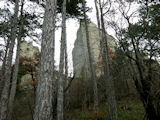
[57,0,67,120]
[64,23,69,110]
[98,0,118,119]
[94,0,101,30]
[0,38,10,83]
[94,0,103,71]
[82,0,98,112]
[0,38,10,93]
[0,0,20,119]
[7,0,24,119]
[34,0,57,119]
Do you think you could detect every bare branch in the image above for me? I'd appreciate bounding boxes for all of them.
[64,73,75,93]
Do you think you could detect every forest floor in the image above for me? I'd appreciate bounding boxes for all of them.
[13,92,145,120]
[64,96,145,120]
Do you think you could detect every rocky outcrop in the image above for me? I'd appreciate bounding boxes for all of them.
[20,41,40,64]
[19,41,40,90]
[72,22,116,78]
[20,74,33,89]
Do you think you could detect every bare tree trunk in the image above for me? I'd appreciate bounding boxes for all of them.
[34,0,57,119]
[64,34,68,88]
[94,0,103,69]
[98,0,118,119]
[57,0,67,120]
[64,40,68,90]
[0,38,10,94]
[0,38,10,83]
[82,0,98,113]
[94,0,101,30]
[64,27,69,110]
[7,0,24,119]
[0,0,20,119]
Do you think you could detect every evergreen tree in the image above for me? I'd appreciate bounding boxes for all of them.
[33,0,57,119]
[7,0,24,119]
[0,0,20,119]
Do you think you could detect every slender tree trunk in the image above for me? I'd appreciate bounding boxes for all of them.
[7,0,24,119]
[57,0,67,120]
[34,0,57,119]
[0,0,20,119]
[0,38,10,83]
[64,40,68,89]
[98,0,117,119]
[0,38,10,94]
[94,0,103,74]
[64,33,68,88]
[82,0,98,112]
[94,0,101,30]
[64,28,69,110]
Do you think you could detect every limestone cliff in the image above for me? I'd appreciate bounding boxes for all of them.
[19,41,40,89]
[20,41,40,63]
[72,22,116,78]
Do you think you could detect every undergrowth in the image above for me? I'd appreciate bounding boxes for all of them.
[64,99,144,120]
